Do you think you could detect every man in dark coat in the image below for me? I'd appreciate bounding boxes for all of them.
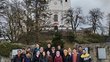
[50,47,56,61]
[45,43,51,52]
[77,46,83,62]
[13,50,22,62]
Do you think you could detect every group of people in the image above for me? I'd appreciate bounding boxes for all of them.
[13,43,91,62]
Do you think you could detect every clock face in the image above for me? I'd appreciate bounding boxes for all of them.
[54,2,57,5]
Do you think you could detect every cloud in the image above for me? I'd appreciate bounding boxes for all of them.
[70,0,110,33]
[71,0,110,15]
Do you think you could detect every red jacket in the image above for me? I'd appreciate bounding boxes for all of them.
[54,56,63,62]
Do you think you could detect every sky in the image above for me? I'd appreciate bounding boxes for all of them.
[71,0,110,15]
[70,0,110,34]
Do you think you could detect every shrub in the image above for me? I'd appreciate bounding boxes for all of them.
[0,43,23,57]
[76,34,106,44]
[52,32,64,48]
[67,32,75,43]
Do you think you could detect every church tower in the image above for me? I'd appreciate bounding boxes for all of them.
[44,0,71,30]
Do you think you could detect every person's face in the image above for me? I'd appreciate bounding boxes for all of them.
[36,44,39,48]
[27,48,31,51]
[47,44,51,48]
[36,51,40,55]
[52,47,55,51]
[40,47,44,52]
[83,50,86,54]
[58,45,61,49]
[43,52,46,56]
[26,53,31,57]
[21,49,25,53]
[73,49,77,53]
[47,51,50,55]
[68,48,71,52]
[17,50,21,55]
[64,49,68,56]
[78,47,82,51]
[56,51,60,57]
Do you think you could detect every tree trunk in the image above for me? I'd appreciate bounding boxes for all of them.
[109,21,110,36]
[35,0,39,43]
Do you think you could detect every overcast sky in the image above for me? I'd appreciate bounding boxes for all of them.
[70,0,110,34]
[71,0,110,26]
[71,0,110,15]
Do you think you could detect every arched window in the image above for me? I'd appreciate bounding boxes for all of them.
[54,14,58,22]
[65,0,67,2]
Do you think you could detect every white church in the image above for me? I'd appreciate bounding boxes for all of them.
[41,0,71,31]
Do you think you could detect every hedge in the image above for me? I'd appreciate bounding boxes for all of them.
[0,43,23,57]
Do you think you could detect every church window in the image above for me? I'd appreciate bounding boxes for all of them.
[65,0,67,2]
[54,14,58,22]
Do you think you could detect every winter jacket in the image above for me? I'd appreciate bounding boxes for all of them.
[13,55,22,62]
[54,56,63,62]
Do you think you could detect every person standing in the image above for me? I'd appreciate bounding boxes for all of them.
[63,49,69,62]
[13,50,22,62]
[32,51,40,62]
[68,48,72,62]
[45,43,51,52]
[40,47,44,58]
[22,52,31,62]
[40,51,48,62]
[21,48,26,61]
[47,51,53,62]
[57,45,64,58]
[77,46,83,62]
[81,49,91,62]
[51,47,56,61]
[54,51,63,62]
[33,44,40,56]
[72,48,78,62]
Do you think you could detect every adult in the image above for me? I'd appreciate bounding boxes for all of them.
[81,49,91,62]
[68,48,72,62]
[32,51,40,62]
[40,47,44,58]
[72,48,78,62]
[33,44,40,56]
[21,48,26,61]
[57,45,64,57]
[40,51,48,62]
[47,51,53,62]
[63,49,69,62]
[54,51,63,62]
[77,46,83,62]
[22,52,31,62]
[50,47,56,61]
[45,43,51,52]
[26,47,33,59]
[13,50,22,62]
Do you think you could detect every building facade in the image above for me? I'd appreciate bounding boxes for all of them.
[42,0,71,31]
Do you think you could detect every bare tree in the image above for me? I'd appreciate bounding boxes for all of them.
[88,8,104,34]
[63,8,85,33]
[4,0,25,42]
[21,0,48,43]
[107,13,110,36]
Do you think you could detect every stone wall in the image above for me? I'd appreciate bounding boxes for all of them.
[0,57,11,62]
[76,42,110,62]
